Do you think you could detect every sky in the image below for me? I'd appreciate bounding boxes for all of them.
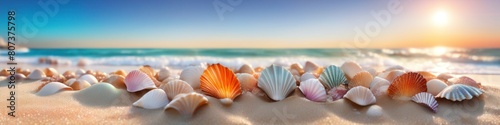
[0,0,499,48]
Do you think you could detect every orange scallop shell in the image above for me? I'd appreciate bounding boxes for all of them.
[387,72,427,100]
[200,63,242,101]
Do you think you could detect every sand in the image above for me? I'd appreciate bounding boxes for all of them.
[1,64,500,124]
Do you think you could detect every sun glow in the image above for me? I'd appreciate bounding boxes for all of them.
[433,10,449,27]
[432,46,449,56]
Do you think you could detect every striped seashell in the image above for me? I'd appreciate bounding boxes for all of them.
[387,72,427,100]
[348,71,373,89]
[200,64,242,105]
[159,79,194,100]
[299,79,328,102]
[412,92,438,113]
[318,65,346,89]
[165,93,209,118]
[258,64,296,101]
[436,84,483,101]
[124,70,157,92]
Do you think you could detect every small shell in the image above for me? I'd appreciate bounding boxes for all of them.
[254,66,264,73]
[257,64,297,101]
[369,77,390,94]
[163,74,180,83]
[319,65,347,89]
[36,82,72,96]
[133,89,170,109]
[236,73,258,91]
[124,70,157,92]
[300,72,317,82]
[426,79,448,96]
[436,84,483,101]
[348,71,373,89]
[0,69,9,76]
[341,61,363,79]
[180,66,205,89]
[452,76,481,89]
[112,69,128,77]
[104,75,126,89]
[75,69,86,76]
[65,78,76,86]
[78,74,99,85]
[200,64,242,105]
[417,71,436,81]
[238,64,255,75]
[343,86,376,106]
[437,73,453,83]
[290,63,304,75]
[27,69,46,80]
[165,93,209,118]
[387,72,427,100]
[94,71,108,82]
[385,70,405,82]
[62,71,76,79]
[139,65,161,86]
[14,74,27,81]
[299,79,328,102]
[85,70,95,76]
[328,87,348,101]
[44,68,59,77]
[412,92,438,113]
[156,67,171,81]
[70,79,91,90]
[159,80,194,100]
[21,69,31,76]
[304,61,322,74]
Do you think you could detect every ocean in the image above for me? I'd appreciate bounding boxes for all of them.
[1,48,500,74]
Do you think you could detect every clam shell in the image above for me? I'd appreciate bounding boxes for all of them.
[436,84,483,101]
[27,69,46,80]
[75,69,86,76]
[300,72,317,82]
[290,63,304,75]
[236,73,258,91]
[304,61,322,74]
[341,61,363,79]
[387,72,427,100]
[165,93,208,118]
[328,86,348,101]
[69,79,91,90]
[14,74,27,81]
[156,67,171,81]
[348,71,373,88]
[257,64,297,101]
[369,77,390,94]
[104,75,126,89]
[200,64,242,104]
[426,79,448,96]
[44,68,59,77]
[238,64,255,75]
[36,82,72,96]
[78,74,99,85]
[180,66,205,89]
[299,79,328,102]
[412,92,438,113]
[133,89,170,109]
[385,70,405,82]
[159,79,194,100]
[452,76,481,89]
[343,86,376,106]
[319,65,347,89]
[124,70,157,92]
[417,71,436,81]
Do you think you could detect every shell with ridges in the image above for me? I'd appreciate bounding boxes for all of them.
[341,61,363,79]
[412,92,438,113]
[257,64,297,101]
[236,73,258,91]
[28,69,46,80]
[139,65,161,86]
[165,93,208,118]
[200,63,242,105]
[348,71,373,89]
[180,66,205,89]
[78,74,99,85]
[300,72,317,82]
[319,65,347,89]
[112,69,127,77]
[36,82,72,96]
[238,64,255,75]
[343,86,376,106]
[417,71,436,81]
[387,72,427,100]
[426,79,448,96]
[124,70,157,92]
[133,89,170,109]
[452,76,481,89]
[370,77,390,93]
[299,79,328,102]
[159,80,194,100]
[436,84,483,101]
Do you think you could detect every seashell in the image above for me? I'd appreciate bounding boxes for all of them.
[70,79,91,90]
[139,65,161,86]
[369,77,390,93]
[94,71,108,82]
[238,64,255,75]
[14,74,26,81]
[180,66,205,89]
[364,68,378,77]
[343,86,376,106]
[27,69,46,80]
[165,93,209,118]
[62,71,76,79]
[0,69,9,76]
[112,69,127,77]
[300,72,317,82]
[318,65,347,89]
[254,66,264,73]
[78,74,99,85]
[452,76,481,89]
[373,85,389,96]
[417,71,436,81]
[124,70,157,92]
[412,92,438,113]
[257,64,296,101]
[21,69,31,76]
[44,68,59,77]
[75,69,86,76]
[299,79,328,102]
[328,86,348,101]
[85,70,95,76]
[437,73,453,83]
[383,65,405,72]
[348,71,373,89]
[156,67,171,81]
[385,70,405,82]
[163,74,180,83]
[200,63,242,105]
[426,79,448,96]
[159,80,194,100]
[104,75,126,89]
[236,73,258,91]
[436,84,483,101]
[341,61,363,79]
[290,63,304,75]
[387,72,427,100]
[36,82,72,96]
[65,78,76,86]
[73,83,121,106]
[133,89,170,109]
[304,61,322,74]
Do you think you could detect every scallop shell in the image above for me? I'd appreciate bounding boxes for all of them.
[104,75,126,89]
[159,80,194,100]
[62,71,76,79]
[387,72,427,100]
[112,69,127,77]
[236,73,258,91]
[43,68,59,77]
[417,71,436,81]
[426,79,448,96]
[328,86,348,101]
[238,64,255,75]
[369,77,390,93]
[69,79,91,90]
[341,61,363,79]
[27,69,46,80]
[452,76,481,89]
[412,92,438,113]
[180,66,205,89]
[163,74,180,83]
[300,72,317,82]
[124,70,157,92]
[75,69,86,76]
[436,84,483,101]
[348,71,373,89]
[343,86,376,106]
[139,65,161,86]
[36,82,72,96]
[156,67,171,81]
[78,74,99,85]
[200,63,242,105]
[299,79,328,102]
[290,63,304,75]
[133,89,170,109]
[318,65,347,89]
[257,64,297,101]
[165,93,209,118]
[385,70,405,82]
[304,61,322,74]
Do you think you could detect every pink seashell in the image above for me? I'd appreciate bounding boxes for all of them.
[412,92,438,113]
[328,86,348,101]
[452,76,481,89]
[125,70,157,92]
[299,79,328,102]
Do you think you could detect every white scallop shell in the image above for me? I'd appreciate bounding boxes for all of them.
[343,86,376,106]
[125,70,157,92]
[236,73,258,91]
[436,84,483,101]
[133,89,170,109]
[78,74,99,85]
[75,69,86,76]
[257,64,297,101]
[157,67,171,81]
[27,69,46,80]
[412,92,438,113]
[165,92,209,117]
[300,72,317,82]
[179,66,205,89]
[159,80,194,100]
[36,82,72,96]
[426,79,448,96]
[341,61,363,79]
[299,79,328,102]
[369,77,390,94]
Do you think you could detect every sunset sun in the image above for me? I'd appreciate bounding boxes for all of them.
[433,9,449,27]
